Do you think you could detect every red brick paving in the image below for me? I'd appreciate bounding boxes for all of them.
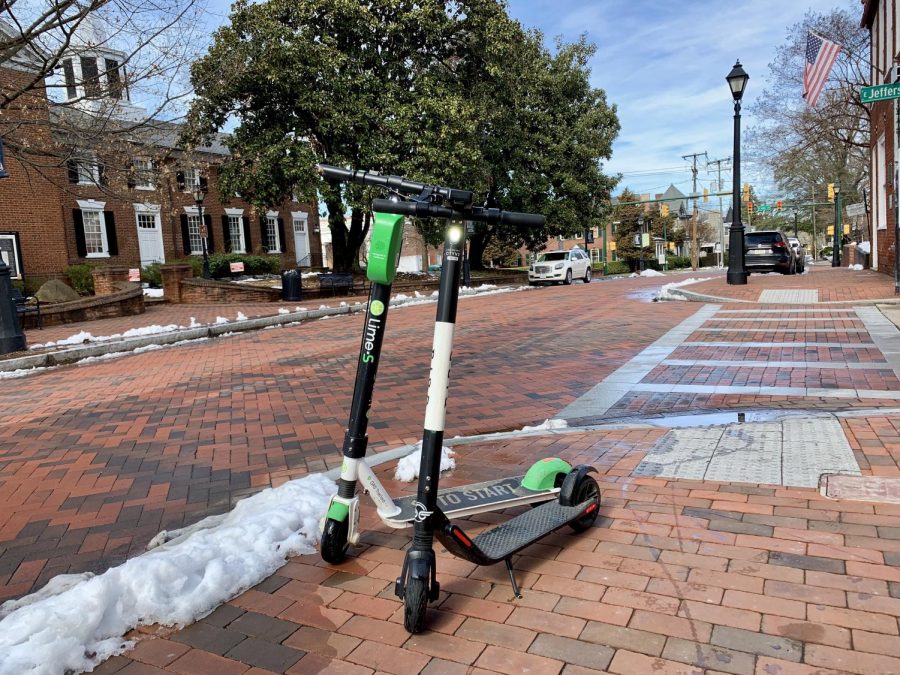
[100,427,900,675]
[0,278,697,599]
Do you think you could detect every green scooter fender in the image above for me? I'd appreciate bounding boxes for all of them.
[368,212,405,285]
[521,457,573,491]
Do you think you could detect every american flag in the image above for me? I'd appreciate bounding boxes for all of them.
[803,32,841,107]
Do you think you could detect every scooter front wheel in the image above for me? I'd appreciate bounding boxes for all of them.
[320,518,349,564]
[403,575,429,634]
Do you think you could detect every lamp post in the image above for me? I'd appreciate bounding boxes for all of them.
[637,215,645,273]
[193,186,211,279]
[832,183,842,268]
[726,60,749,285]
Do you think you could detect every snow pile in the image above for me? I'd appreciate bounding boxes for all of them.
[857,241,871,255]
[278,308,291,315]
[236,312,248,321]
[849,264,864,270]
[214,316,230,325]
[639,269,665,277]
[656,277,705,301]
[395,443,456,482]
[519,418,569,433]
[30,324,184,350]
[143,288,164,298]
[0,473,335,675]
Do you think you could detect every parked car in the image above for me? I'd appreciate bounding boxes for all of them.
[744,230,796,275]
[787,236,805,273]
[528,247,592,285]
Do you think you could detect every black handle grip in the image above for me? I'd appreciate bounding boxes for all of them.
[372,199,545,228]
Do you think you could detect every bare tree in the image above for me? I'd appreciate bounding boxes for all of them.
[1,0,208,193]
[747,3,870,203]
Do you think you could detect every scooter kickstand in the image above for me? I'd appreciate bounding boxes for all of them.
[504,558,523,599]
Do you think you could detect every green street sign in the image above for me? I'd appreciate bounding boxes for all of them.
[756,205,772,213]
[860,84,900,103]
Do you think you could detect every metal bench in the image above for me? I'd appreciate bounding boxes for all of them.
[10,288,41,329]
[318,272,365,297]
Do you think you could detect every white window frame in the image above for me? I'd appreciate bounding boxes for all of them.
[182,167,201,191]
[877,134,887,231]
[225,207,245,253]
[266,210,280,253]
[75,155,99,185]
[133,157,155,190]
[77,198,109,258]
[183,205,204,255]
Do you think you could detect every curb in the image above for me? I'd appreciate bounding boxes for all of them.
[1,304,361,374]
[666,287,900,306]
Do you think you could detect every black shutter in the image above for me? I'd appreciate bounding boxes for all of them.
[104,211,118,255]
[199,174,208,191]
[97,162,106,186]
[243,216,252,253]
[221,215,231,252]
[277,217,286,253]
[204,213,214,252]
[73,209,87,257]
[62,59,76,99]
[67,159,79,183]
[260,215,268,251]
[105,58,122,99]
[127,174,137,189]
[176,171,185,191]
[180,214,191,254]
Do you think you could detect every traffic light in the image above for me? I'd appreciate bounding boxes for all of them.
[776,200,783,209]
[703,188,709,203]
[743,183,751,201]
[660,204,669,217]
[827,183,835,201]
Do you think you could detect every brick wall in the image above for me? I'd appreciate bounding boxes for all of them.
[0,66,71,281]
[178,278,280,304]
[870,98,897,275]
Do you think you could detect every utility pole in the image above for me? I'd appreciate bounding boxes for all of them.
[683,151,708,271]
[707,157,731,267]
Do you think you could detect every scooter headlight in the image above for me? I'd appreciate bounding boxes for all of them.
[448,225,463,243]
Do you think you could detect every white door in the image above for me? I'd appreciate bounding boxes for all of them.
[293,215,310,266]
[135,208,164,266]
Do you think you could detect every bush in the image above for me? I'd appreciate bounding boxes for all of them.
[206,253,282,278]
[604,261,630,275]
[666,255,691,269]
[141,263,162,288]
[65,264,95,295]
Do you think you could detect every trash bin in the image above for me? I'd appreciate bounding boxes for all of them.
[281,269,302,301]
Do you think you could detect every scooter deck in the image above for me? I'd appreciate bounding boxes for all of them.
[437,497,596,565]
[391,475,555,523]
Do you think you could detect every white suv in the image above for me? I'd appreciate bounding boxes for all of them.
[528,248,592,285]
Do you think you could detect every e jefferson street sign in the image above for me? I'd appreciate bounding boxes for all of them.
[860,83,900,103]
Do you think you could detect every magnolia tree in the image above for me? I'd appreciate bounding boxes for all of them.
[183,0,620,271]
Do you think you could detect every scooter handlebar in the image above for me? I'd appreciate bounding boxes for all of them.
[318,164,474,206]
[371,198,546,228]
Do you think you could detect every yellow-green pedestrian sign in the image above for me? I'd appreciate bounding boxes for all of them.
[860,84,900,103]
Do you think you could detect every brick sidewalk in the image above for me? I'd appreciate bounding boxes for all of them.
[99,424,900,675]
[682,266,898,304]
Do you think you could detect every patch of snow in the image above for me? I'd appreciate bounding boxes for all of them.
[0,367,50,380]
[235,312,248,321]
[278,308,291,315]
[849,264,863,270]
[142,288,164,298]
[519,418,569,433]
[395,443,456,482]
[0,474,336,675]
[656,277,705,301]
[639,269,665,277]
[214,316,230,325]
[189,317,201,328]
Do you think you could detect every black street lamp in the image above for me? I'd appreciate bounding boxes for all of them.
[637,215,645,272]
[726,60,749,285]
[832,183,842,268]
[193,185,211,279]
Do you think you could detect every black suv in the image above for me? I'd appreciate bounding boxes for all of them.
[744,230,796,275]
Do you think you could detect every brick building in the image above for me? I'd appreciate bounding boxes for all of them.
[0,21,322,284]
[861,0,898,275]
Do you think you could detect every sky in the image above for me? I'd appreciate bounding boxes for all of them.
[196,0,852,209]
[502,0,833,202]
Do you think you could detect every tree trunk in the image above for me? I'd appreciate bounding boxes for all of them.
[468,230,491,271]
[327,204,370,272]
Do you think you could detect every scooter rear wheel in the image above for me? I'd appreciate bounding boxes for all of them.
[403,576,429,634]
[321,518,349,564]
[568,476,601,533]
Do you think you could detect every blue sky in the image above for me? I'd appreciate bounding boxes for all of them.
[502,0,831,200]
